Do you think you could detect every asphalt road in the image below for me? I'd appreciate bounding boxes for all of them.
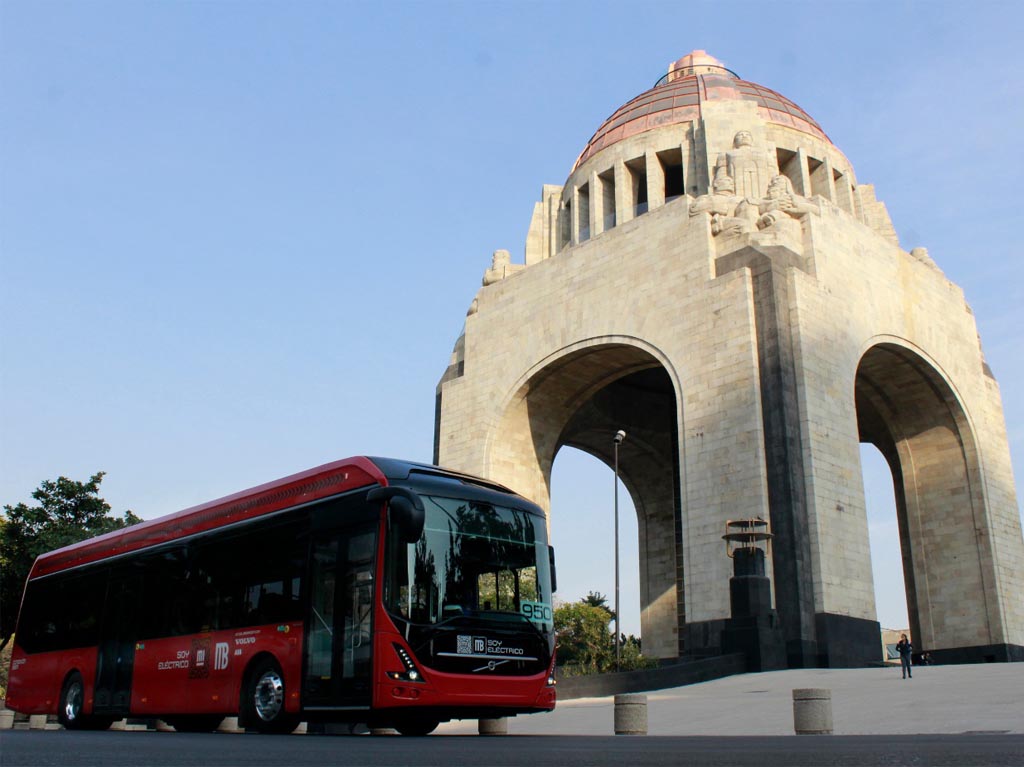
[2,730,1023,767]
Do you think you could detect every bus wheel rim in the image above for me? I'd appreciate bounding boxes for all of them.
[254,670,284,721]
[65,680,83,722]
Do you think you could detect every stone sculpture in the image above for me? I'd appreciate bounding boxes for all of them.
[690,168,755,235]
[751,174,820,236]
[716,130,772,201]
[482,249,523,286]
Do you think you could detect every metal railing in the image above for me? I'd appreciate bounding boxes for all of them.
[653,63,739,89]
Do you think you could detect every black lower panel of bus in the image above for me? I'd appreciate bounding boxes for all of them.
[398,615,554,677]
[301,704,550,728]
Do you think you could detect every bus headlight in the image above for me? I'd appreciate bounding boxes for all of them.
[389,643,425,683]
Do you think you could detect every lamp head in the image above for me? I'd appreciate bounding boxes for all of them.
[614,430,627,444]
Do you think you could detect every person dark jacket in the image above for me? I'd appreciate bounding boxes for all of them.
[896,636,913,679]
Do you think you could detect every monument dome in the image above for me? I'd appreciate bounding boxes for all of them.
[572,51,830,173]
[553,49,870,255]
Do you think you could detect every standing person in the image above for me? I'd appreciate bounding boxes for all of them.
[896,633,913,679]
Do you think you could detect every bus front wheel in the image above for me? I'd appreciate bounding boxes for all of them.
[57,672,86,729]
[241,658,298,734]
[394,717,439,736]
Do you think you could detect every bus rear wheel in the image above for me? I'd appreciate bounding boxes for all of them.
[241,658,298,734]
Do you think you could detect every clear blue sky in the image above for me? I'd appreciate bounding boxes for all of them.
[2,1,1022,636]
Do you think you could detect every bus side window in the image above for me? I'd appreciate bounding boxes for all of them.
[137,547,198,638]
[62,570,105,648]
[169,582,198,635]
[17,568,108,653]
[194,540,241,631]
[193,520,305,631]
[244,582,281,624]
[241,576,301,625]
[17,579,57,653]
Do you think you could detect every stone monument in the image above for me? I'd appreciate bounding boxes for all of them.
[434,50,1024,666]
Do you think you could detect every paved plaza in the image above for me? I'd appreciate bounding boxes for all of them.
[437,664,1024,736]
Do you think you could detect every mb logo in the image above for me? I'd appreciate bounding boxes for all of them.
[214,642,230,670]
[456,635,487,655]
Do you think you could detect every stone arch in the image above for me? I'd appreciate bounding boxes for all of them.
[854,339,998,657]
[485,338,684,659]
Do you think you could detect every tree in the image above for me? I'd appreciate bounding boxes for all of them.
[581,590,609,611]
[553,599,615,675]
[0,472,141,652]
[554,595,657,676]
[618,633,654,670]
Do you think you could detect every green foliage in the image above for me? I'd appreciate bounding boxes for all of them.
[553,600,615,674]
[618,634,656,672]
[553,595,656,676]
[582,590,616,618]
[0,472,141,652]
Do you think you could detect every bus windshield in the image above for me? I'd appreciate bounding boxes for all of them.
[384,495,554,633]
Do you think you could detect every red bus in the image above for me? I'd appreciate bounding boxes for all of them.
[5,457,557,735]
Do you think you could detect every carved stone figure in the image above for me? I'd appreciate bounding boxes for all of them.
[751,175,820,234]
[691,169,740,217]
[690,169,756,235]
[716,130,772,201]
[482,249,523,286]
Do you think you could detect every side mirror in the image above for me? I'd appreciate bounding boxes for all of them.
[367,486,425,544]
[548,545,557,594]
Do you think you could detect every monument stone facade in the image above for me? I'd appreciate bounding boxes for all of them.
[434,51,1024,666]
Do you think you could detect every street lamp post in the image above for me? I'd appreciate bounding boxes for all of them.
[613,429,626,671]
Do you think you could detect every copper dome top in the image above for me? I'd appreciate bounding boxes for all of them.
[572,51,831,172]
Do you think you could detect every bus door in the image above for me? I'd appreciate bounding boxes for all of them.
[303,520,376,709]
[93,574,141,715]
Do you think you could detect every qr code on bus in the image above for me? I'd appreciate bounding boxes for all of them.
[457,635,473,654]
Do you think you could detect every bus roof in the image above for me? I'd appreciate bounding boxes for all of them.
[28,456,393,579]
[29,457,530,580]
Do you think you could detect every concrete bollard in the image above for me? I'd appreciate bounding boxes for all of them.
[0,709,15,730]
[478,717,508,736]
[613,693,647,735]
[793,688,833,735]
[28,714,48,730]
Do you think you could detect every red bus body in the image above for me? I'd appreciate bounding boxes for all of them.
[6,457,556,733]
